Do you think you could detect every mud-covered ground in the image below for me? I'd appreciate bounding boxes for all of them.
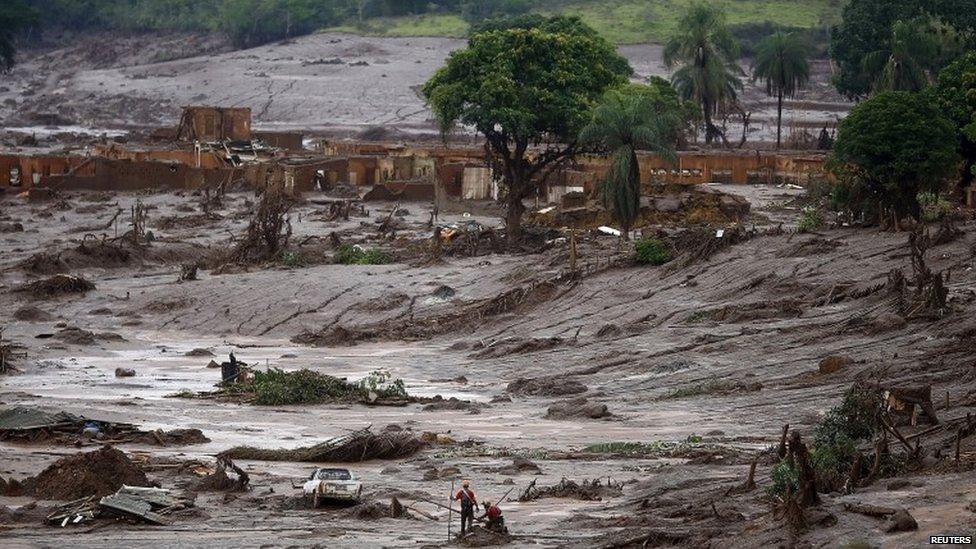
[0,31,849,145]
[1,184,975,548]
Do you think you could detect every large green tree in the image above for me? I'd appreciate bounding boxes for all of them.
[933,53,976,188]
[0,0,37,72]
[579,85,681,239]
[829,0,973,99]
[751,31,810,149]
[862,18,961,93]
[664,2,743,145]
[422,16,631,245]
[831,91,958,223]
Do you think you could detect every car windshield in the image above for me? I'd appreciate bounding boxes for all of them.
[314,469,352,480]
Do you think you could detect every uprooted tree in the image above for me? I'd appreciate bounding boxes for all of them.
[230,188,293,263]
[422,15,632,247]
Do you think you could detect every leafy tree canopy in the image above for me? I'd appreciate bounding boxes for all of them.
[422,15,631,243]
[663,2,743,145]
[932,52,976,183]
[831,91,959,218]
[829,0,974,99]
[423,15,631,147]
[579,84,680,237]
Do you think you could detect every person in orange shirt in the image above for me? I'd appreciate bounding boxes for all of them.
[453,480,479,535]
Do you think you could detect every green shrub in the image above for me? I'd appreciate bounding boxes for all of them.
[767,459,799,498]
[334,244,391,265]
[634,238,671,265]
[358,369,408,399]
[810,385,881,489]
[918,191,952,222]
[251,368,408,405]
[797,206,824,232]
[583,441,663,455]
[278,251,307,268]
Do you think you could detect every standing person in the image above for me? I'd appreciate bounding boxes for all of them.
[453,480,478,535]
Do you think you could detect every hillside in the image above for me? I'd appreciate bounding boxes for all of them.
[330,0,844,44]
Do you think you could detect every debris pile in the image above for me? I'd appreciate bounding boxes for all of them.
[221,427,425,462]
[342,497,415,520]
[194,457,250,492]
[887,227,950,319]
[16,274,95,299]
[47,486,194,527]
[180,366,413,406]
[458,525,513,546]
[517,478,622,502]
[33,446,151,501]
[0,407,209,446]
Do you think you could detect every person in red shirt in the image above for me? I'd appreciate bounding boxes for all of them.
[478,499,505,532]
[453,480,478,535]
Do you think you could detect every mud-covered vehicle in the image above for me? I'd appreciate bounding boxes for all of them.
[303,468,363,507]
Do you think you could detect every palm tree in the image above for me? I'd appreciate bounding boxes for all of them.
[751,32,810,149]
[579,87,679,239]
[863,19,940,93]
[664,2,743,145]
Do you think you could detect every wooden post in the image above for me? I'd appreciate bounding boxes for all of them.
[569,230,577,273]
[777,424,790,460]
[448,480,454,541]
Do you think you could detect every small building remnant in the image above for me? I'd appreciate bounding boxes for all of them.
[176,106,252,142]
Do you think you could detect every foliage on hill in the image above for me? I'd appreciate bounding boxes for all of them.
[14,0,843,47]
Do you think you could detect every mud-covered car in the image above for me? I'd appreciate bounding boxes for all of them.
[303,468,363,507]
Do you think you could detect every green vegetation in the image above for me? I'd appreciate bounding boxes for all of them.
[1,0,37,70]
[751,31,810,149]
[330,14,470,38]
[664,3,743,145]
[796,206,823,232]
[583,435,704,455]
[829,91,958,223]
[252,368,407,406]
[327,1,842,44]
[862,18,959,94]
[767,459,799,497]
[12,0,843,48]
[277,251,307,268]
[810,385,879,488]
[633,237,672,265]
[829,0,976,100]
[423,16,630,246]
[580,83,680,238]
[768,385,880,498]
[334,244,390,265]
[917,192,953,222]
[933,53,976,188]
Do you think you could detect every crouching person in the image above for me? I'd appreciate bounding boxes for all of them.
[479,499,506,533]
